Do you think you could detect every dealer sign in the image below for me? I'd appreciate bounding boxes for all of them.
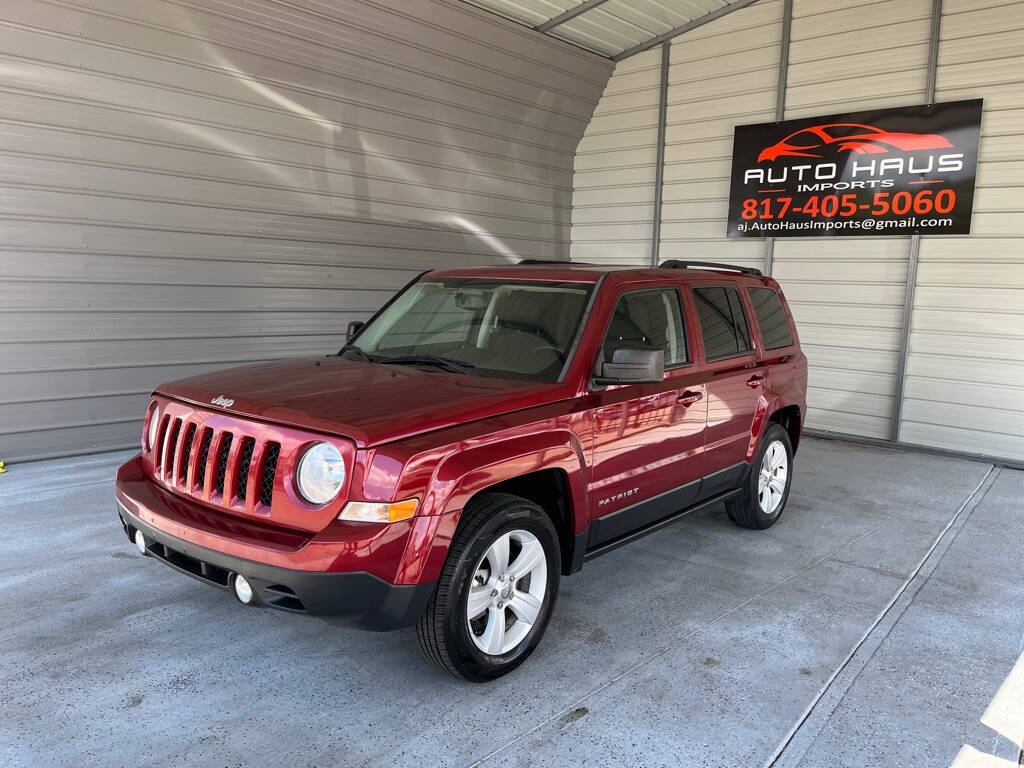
[727,99,983,238]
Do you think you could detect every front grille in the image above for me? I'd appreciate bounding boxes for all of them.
[150,417,279,512]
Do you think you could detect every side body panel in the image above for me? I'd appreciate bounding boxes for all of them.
[579,279,708,546]
[685,281,768,490]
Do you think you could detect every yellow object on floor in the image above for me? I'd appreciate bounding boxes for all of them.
[0,460,6,474]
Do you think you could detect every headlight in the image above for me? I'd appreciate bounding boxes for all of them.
[296,442,346,505]
[146,403,160,451]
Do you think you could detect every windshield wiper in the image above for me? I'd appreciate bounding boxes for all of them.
[378,354,477,376]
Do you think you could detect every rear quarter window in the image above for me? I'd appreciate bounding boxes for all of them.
[748,288,794,350]
[693,286,753,360]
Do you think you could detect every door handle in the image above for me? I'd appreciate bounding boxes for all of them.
[676,390,703,406]
[746,375,764,389]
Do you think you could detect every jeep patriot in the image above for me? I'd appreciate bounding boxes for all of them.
[115,259,807,681]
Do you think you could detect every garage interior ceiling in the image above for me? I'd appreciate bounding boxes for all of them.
[463,0,760,59]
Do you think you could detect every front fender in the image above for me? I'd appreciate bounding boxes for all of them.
[430,430,587,519]
[394,429,589,584]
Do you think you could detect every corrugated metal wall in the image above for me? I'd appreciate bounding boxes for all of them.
[659,0,782,271]
[571,46,662,265]
[570,0,1024,463]
[901,0,1024,461]
[771,0,934,440]
[570,1,785,268]
[0,0,612,461]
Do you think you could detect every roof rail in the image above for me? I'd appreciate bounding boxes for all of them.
[517,259,590,265]
[658,259,763,277]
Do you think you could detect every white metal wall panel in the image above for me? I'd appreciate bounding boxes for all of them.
[900,1,1024,461]
[570,1,784,267]
[659,0,783,269]
[571,48,662,264]
[0,0,612,461]
[769,0,932,440]
[568,0,1024,463]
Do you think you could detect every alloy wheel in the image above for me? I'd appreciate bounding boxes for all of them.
[757,439,788,515]
[466,529,548,655]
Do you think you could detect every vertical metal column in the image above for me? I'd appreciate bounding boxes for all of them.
[651,41,670,266]
[765,0,793,276]
[891,0,943,442]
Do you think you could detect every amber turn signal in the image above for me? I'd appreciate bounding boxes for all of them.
[338,498,418,523]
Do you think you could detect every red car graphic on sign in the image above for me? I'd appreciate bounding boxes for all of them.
[757,123,953,162]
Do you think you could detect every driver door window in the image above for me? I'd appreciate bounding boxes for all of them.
[599,288,688,368]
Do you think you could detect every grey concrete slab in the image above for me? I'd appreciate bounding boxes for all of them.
[784,468,1024,768]
[0,440,1014,768]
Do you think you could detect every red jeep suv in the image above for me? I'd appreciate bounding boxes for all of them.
[115,260,807,681]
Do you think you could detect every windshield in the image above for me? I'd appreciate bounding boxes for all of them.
[348,278,593,382]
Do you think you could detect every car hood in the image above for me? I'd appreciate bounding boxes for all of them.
[156,356,559,447]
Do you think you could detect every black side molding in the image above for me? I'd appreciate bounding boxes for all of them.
[584,487,744,562]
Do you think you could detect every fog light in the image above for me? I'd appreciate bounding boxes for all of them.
[233,574,254,605]
[134,529,147,555]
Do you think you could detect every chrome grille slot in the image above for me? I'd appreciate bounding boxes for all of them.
[163,419,182,482]
[154,415,171,472]
[259,442,280,507]
[214,433,233,496]
[195,428,214,490]
[178,422,197,486]
[235,437,256,501]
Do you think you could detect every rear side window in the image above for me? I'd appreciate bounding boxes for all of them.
[601,288,688,367]
[693,286,753,360]
[749,288,794,350]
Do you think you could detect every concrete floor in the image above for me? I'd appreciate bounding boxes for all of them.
[1,438,1022,768]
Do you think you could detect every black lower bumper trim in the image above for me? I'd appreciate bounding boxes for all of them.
[118,504,434,632]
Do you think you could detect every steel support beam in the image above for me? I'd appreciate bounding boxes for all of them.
[536,0,610,33]
[891,0,943,443]
[651,41,670,266]
[764,0,793,277]
[612,0,761,61]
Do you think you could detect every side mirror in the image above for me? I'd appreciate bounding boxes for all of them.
[593,347,664,385]
[346,320,365,342]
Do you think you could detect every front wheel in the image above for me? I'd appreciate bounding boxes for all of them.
[726,423,793,529]
[416,493,560,681]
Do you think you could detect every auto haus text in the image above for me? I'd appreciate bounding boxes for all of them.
[742,152,965,192]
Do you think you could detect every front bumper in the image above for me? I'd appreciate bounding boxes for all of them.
[117,502,434,631]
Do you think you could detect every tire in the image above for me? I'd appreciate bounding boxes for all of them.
[726,423,793,530]
[416,492,561,682]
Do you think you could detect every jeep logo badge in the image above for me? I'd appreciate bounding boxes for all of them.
[210,395,235,408]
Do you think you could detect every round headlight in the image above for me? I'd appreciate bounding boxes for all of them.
[296,442,346,505]
[146,403,160,451]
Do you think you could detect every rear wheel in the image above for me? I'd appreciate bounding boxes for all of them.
[416,493,560,681]
[726,423,793,530]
